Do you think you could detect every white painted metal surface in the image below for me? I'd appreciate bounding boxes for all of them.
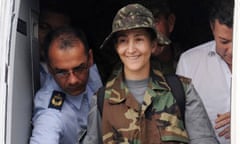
[0,0,19,143]
[231,0,240,143]
[0,0,38,143]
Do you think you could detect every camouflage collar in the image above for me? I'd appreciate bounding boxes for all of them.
[105,67,170,104]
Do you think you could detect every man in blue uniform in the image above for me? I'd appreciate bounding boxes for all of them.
[30,27,102,144]
[38,5,102,91]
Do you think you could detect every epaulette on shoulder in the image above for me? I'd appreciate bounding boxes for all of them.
[177,75,192,84]
[48,90,66,110]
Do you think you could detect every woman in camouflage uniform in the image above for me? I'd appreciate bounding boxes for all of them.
[84,3,219,144]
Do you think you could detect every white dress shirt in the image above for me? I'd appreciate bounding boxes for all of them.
[176,40,231,144]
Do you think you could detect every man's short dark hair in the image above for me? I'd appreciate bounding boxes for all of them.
[209,0,234,28]
[43,27,90,63]
[39,0,71,22]
[141,0,174,19]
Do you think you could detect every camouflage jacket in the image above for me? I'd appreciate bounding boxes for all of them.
[101,67,219,144]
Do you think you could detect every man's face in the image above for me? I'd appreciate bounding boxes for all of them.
[153,14,175,57]
[211,19,233,69]
[154,14,175,37]
[48,39,93,96]
[154,15,172,37]
[38,11,70,61]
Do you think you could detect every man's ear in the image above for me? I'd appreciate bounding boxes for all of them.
[167,14,176,33]
[151,40,159,53]
[88,49,94,67]
[210,21,215,32]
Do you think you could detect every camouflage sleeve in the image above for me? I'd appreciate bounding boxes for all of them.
[83,95,103,144]
[184,82,220,144]
[101,102,114,144]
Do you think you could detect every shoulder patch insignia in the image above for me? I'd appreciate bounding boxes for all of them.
[48,90,66,110]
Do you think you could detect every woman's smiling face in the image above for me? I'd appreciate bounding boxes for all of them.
[115,28,157,79]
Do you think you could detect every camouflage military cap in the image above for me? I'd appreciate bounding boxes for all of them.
[100,3,171,49]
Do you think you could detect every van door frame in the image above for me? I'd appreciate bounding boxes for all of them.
[231,0,240,143]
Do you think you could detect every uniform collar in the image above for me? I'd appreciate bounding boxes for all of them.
[207,41,231,70]
[40,62,49,74]
[63,85,94,110]
[208,40,217,56]
[46,75,95,110]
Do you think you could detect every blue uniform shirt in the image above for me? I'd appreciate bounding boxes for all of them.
[30,69,102,144]
[87,64,103,93]
[39,63,48,87]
